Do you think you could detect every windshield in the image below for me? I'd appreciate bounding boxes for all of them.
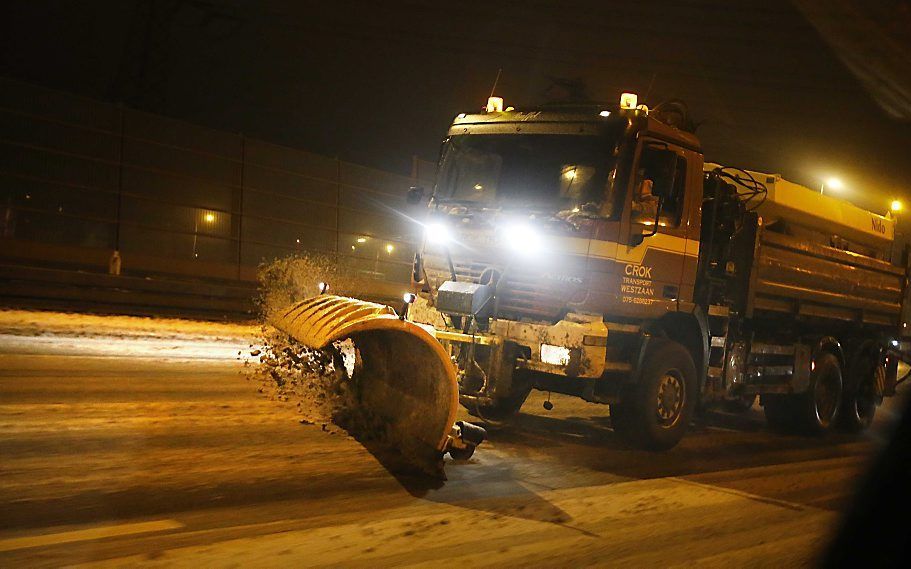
[435,133,620,211]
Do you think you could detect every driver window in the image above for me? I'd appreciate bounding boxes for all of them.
[631,147,686,228]
[661,158,686,227]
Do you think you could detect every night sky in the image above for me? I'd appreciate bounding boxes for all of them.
[2,0,909,211]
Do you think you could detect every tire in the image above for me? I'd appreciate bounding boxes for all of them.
[763,353,843,435]
[611,338,697,451]
[838,355,881,433]
[801,352,843,434]
[448,445,476,461]
[466,371,532,423]
[723,393,758,413]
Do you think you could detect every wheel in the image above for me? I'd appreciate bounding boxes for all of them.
[611,338,697,450]
[838,355,881,433]
[723,393,757,413]
[448,445,475,461]
[801,352,843,434]
[764,352,843,435]
[465,371,532,423]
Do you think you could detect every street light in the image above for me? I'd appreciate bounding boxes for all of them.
[891,200,903,214]
[820,177,844,195]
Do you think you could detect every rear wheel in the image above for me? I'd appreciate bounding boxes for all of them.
[839,354,881,432]
[611,338,697,451]
[802,353,843,434]
[762,352,843,434]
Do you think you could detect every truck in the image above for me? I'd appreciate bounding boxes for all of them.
[270,93,909,464]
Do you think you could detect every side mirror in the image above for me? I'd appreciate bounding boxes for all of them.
[406,186,425,205]
[630,197,663,247]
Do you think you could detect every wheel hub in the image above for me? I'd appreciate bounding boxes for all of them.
[656,372,684,427]
[813,371,840,425]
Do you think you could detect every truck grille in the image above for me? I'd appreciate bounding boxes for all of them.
[453,261,566,322]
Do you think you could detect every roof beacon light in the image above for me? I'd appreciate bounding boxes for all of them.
[620,92,638,110]
[486,96,504,113]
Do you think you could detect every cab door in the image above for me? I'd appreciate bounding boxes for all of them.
[613,139,692,318]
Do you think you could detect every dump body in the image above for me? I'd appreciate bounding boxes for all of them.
[711,165,896,253]
[749,227,904,327]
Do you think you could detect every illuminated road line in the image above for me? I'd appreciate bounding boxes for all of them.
[668,476,806,511]
[0,519,185,552]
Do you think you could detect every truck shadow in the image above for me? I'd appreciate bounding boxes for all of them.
[445,402,886,513]
[357,396,900,524]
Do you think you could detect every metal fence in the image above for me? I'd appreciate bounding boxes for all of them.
[0,77,434,289]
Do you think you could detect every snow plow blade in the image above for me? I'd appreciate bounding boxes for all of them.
[269,294,484,471]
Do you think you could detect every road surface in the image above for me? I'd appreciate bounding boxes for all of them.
[0,311,903,567]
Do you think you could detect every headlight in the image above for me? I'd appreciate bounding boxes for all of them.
[425,222,452,245]
[541,344,572,366]
[500,223,541,253]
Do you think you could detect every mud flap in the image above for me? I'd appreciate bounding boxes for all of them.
[269,294,478,470]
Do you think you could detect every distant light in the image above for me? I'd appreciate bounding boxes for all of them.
[473,183,483,190]
[620,92,638,109]
[563,168,577,180]
[296,238,301,244]
[891,200,903,213]
[572,207,580,213]
[486,96,504,113]
[351,245,356,250]
[204,213,215,223]
[599,110,611,117]
[356,236,367,243]
[825,177,844,191]
[385,243,395,254]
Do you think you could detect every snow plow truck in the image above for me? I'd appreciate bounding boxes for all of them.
[270,93,910,465]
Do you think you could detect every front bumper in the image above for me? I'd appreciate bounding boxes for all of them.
[414,310,609,379]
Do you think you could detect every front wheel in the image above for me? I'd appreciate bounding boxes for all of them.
[611,338,697,451]
[465,372,533,423]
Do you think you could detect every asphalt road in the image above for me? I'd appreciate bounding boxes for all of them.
[0,325,905,567]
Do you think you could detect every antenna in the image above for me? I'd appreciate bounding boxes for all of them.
[488,68,502,99]
[644,72,657,101]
